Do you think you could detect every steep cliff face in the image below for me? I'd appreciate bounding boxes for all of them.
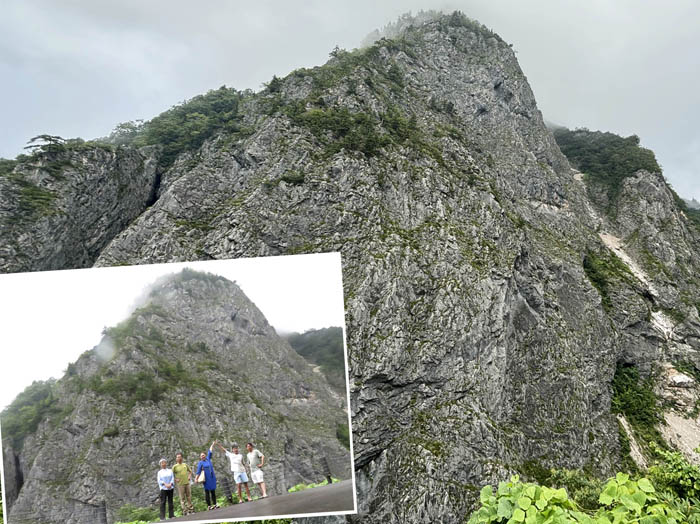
[1,12,699,524]
[0,143,160,273]
[2,269,350,524]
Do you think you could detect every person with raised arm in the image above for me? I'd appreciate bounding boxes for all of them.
[215,441,252,503]
[196,441,219,510]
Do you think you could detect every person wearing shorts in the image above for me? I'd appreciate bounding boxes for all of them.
[216,442,252,503]
[246,442,267,498]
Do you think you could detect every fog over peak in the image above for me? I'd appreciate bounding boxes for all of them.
[1,0,699,198]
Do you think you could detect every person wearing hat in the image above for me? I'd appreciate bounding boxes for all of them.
[157,458,175,520]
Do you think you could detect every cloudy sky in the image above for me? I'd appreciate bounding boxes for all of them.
[0,1,699,199]
[0,253,345,409]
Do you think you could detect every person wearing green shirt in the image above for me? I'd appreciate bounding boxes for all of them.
[172,452,195,515]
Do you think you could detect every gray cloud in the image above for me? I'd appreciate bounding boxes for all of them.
[1,0,698,198]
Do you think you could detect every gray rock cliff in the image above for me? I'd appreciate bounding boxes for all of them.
[1,11,698,524]
[0,143,160,273]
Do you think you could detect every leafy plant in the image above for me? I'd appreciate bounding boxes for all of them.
[468,475,580,524]
[115,503,159,523]
[648,443,700,499]
[546,469,604,511]
[468,474,697,524]
[596,473,686,523]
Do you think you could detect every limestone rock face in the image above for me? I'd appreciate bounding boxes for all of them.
[1,12,699,524]
[0,144,159,273]
[3,270,350,524]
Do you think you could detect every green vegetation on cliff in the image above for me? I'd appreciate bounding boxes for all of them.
[284,327,345,392]
[0,379,69,448]
[611,363,666,453]
[670,190,700,229]
[553,127,661,208]
[582,249,634,311]
[553,127,700,229]
[107,86,244,171]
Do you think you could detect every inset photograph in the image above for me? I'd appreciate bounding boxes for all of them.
[0,253,355,524]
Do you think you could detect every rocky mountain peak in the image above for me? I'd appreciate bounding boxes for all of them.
[1,10,699,524]
[135,268,275,339]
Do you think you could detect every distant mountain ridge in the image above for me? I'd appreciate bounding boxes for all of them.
[685,197,700,210]
[285,327,346,393]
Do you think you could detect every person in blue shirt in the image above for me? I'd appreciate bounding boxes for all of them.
[157,458,175,520]
[196,441,219,510]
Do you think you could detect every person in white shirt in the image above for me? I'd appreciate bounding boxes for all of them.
[216,442,252,503]
[157,458,175,520]
[246,442,268,498]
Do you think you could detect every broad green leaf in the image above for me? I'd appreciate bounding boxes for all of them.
[637,478,655,493]
[518,497,532,510]
[498,498,514,519]
[481,485,493,504]
[525,486,537,499]
[571,510,593,523]
[552,488,568,502]
[620,494,641,512]
[598,492,613,506]
[512,508,526,522]
[615,472,630,484]
[541,487,555,501]
[535,495,548,510]
[599,484,617,505]
[631,490,646,508]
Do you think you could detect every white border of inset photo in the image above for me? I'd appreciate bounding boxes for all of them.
[0,252,356,524]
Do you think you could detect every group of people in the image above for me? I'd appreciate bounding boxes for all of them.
[156,440,268,520]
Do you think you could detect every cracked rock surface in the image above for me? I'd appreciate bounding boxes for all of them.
[1,12,700,524]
